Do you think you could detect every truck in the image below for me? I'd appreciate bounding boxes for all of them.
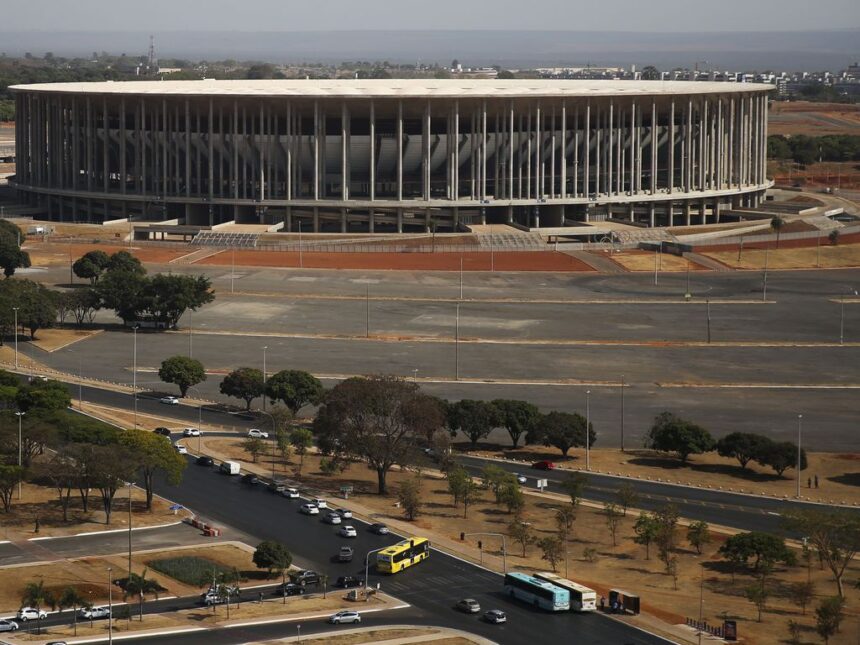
[220,461,241,476]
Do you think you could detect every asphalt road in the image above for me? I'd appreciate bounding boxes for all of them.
[143,456,667,645]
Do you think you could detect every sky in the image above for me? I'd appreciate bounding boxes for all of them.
[4,0,859,32]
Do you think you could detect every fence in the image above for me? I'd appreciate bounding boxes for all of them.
[683,224,860,248]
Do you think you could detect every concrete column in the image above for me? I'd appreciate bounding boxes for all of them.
[369,209,375,233]
[369,100,375,201]
[700,198,707,224]
[396,208,403,233]
[425,100,432,201]
[584,102,591,197]
[685,200,692,226]
[342,102,350,201]
[550,106,556,198]
[628,202,635,222]
[535,103,541,199]
[481,100,487,200]
[594,104,601,196]
[313,101,320,200]
[341,208,347,232]
[397,101,403,202]
[560,102,567,199]
[668,100,675,194]
[313,206,320,232]
[572,106,579,198]
[607,101,613,197]
[649,202,655,227]
[650,99,657,195]
[454,100,460,200]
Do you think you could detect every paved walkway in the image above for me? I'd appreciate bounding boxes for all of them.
[560,249,627,273]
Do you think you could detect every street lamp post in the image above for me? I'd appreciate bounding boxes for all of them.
[107,567,113,645]
[132,325,139,429]
[455,303,460,381]
[262,346,268,412]
[706,299,712,344]
[127,482,134,581]
[796,414,803,499]
[15,411,24,500]
[188,309,193,359]
[620,375,625,452]
[762,246,769,302]
[585,390,591,471]
[12,307,18,368]
[364,546,391,597]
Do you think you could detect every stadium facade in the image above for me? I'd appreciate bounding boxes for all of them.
[10,79,772,232]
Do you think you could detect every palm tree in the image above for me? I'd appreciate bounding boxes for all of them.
[123,569,165,621]
[58,586,89,636]
[771,216,784,248]
[21,580,55,634]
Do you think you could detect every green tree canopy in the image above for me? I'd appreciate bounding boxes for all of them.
[716,432,771,470]
[491,399,540,448]
[15,379,72,412]
[756,441,807,477]
[120,429,187,510]
[0,221,31,277]
[645,412,715,462]
[252,541,293,577]
[158,356,206,397]
[536,410,596,457]
[718,531,796,574]
[446,399,501,448]
[265,370,324,415]
[220,367,265,411]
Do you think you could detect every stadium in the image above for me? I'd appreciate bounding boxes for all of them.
[10,79,772,233]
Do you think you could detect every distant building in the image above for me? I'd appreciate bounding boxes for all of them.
[11,79,772,231]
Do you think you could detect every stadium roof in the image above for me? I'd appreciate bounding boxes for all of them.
[11,79,773,98]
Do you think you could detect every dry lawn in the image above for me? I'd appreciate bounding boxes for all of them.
[705,243,860,270]
[195,436,859,645]
[23,241,189,268]
[610,251,706,272]
[0,477,185,541]
[292,629,440,645]
[28,328,102,352]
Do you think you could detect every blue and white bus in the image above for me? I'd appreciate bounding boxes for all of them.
[503,572,570,612]
[533,571,598,612]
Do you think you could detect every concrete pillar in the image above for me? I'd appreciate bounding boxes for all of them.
[700,199,707,225]
[628,203,635,222]
[685,201,692,226]
[313,207,320,232]
[649,203,655,227]
[506,205,513,224]
[668,100,675,194]
[369,101,375,201]
[584,102,591,197]
[341,209,347,233]
[369,209,375,233]
[342,102,350,201]
[397,101,403,202]
[560,102,567,199]
[397,209,403,233]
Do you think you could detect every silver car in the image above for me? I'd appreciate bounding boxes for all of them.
[0,620,19,632]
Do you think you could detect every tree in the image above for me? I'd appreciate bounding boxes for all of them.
[686,520,711,555]
[716,432,770,470]
[20,580,55,633]
[289,427,313,476]
[790,581,815,615]
[537,536,564,572]
[815,596,845,644]
[68,287,101,325]
[654,504,680,566]
[771,216,784,248]
[446,399,501,448]
[447,466,470,505]
[718,531,795,575]
[783,509,860,598]
[560,471,589,506]
[633,513,659,559]
[480,464,513,503]
[252,541,293,578]
[538,411,595,457]
[119,429,186,510]
[0,224,31,277]
[0,465,24,512]
[755,441,807,477]
[95,268,147,324]
[312,375,445,494]
[746,580,769,622]
[641,65,661,80]
[107,250,145,275]
[58,586,89,635]
[491,399,540,448]
[73,252,109,284]
[0,278,57,339]
[615,482,638,516]
[498,481,524,514]
[158,356,206,397]
[243,436,264,463]
[397,477,422,521]
[42,451,77,522]
[16,379,71,413]
[666,556,679,589]
[508,519,534,557]
[829,229,840,246]
[140,273,215,328]
[604,502,622,547]
[122,569,165,621]
[265,370,324,415]
[220,368,265,411]
[645,412,715,463]
[91,445,136,524]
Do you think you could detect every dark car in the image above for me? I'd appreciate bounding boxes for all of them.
[290,570,320,585]
[267,481,287,494]
[154,427,171,437]
[195,456,214,467]
[531,460,555,470]
[335,575,364,588]
[369,523,390,535]
[241,473,260,485]
[338,546,354,562]
[278,582,305,597]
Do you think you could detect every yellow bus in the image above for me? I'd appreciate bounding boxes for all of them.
[376,537,430,574]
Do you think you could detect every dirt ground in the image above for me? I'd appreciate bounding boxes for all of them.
[196,249,595,272]
[28,328,102,353]
[23,241,189,268]
[293,628,442,645]
[609,251,707,273]
[768,102,860,137]
[189,435,860,645]
[0,478,185,542]
[703,242,860,270]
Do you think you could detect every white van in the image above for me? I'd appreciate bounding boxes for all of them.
[220,461,241,475]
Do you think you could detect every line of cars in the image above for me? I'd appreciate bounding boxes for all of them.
[0,605,113,633]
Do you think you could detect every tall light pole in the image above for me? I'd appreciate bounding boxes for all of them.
[298,221,303,269]
[796,414,803,499]
[459,256,464,300]
[365,285,370,338]
[127,481,134,581]
[188,309,193,359]
[262,346,268,412]
[585,389,591,471]
[620,375,625,452]
[15,411,24,500]
[697,563,705,645]
[762,245,769,302]
[706,298,712,344]
[107,567,113,645]
[364,545,391,595]
[455,303,460,381]
[12,307,18,368]
[132,325,139,429]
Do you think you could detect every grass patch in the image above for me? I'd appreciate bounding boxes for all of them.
[146,556,233,587]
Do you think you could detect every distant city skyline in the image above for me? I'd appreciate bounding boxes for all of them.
[5,0,859,32]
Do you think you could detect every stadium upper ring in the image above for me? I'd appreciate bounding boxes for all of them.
[10,79,773,233]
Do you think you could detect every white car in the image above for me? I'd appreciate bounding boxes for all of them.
[339,525,357,538]
[329,610,361,624]
[247,428,269,439]
[16,607,47,621]
[300,503,319,515]
[323,512,342,525]
[0,619,19,632]
[336,508,353,519]
[182,428,201,437]
[514,473,527,485]
[160,396,180,405]
[174,443,188,455]
[312,498,328,508]
[282,487,300,498]
[79,606,111,620]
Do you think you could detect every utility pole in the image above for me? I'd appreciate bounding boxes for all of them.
[127,482,134,581]
[620,375,625,452]
[706,299,712,344]
[262,346,268,412]
[107,567,113,645]
[15,411,24,499]
[762,245,769,302]
[796,414,802,499]
[12,307,18,368]
[585,390,591,471]
[455,303,460,381]
[365,285,370,338]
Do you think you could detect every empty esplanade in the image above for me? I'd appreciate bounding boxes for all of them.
[10,79,772,232]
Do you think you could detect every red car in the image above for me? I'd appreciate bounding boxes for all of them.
[532,460,555,470]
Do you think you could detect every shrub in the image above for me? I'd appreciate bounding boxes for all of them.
[147,556,233,587]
